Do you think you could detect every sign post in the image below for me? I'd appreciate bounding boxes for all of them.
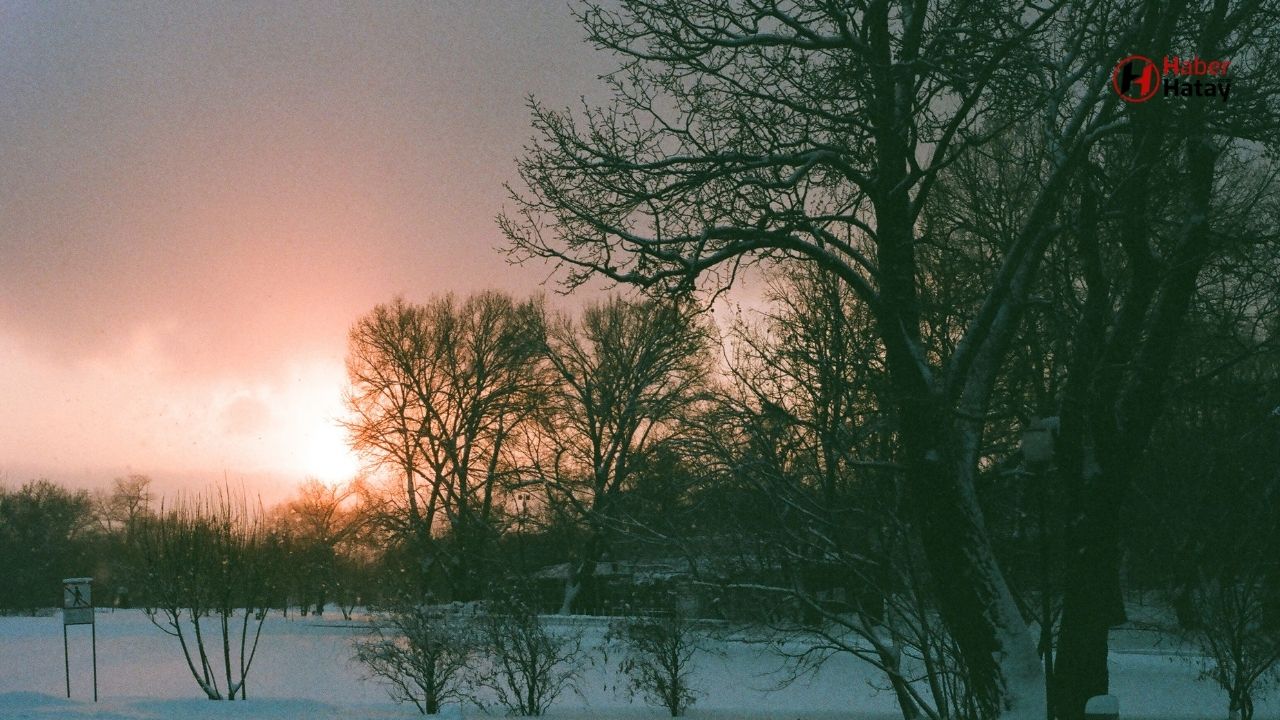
[61,577,97,702]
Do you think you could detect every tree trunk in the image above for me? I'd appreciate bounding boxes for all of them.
[871,635,923,720]
[914,456,1046,719]
[559,548,600,615]
[1054,456,1126,720]
[1053,72,1219,713]
[897,394,1046,719]
[559,578,583,616]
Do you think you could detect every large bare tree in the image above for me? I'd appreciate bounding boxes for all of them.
[500,1,1105,713]
[500,1,1279,716]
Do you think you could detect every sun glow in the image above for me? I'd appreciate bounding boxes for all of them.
[298,415,361,483]
[270,360,363,484]
[221,358,363,486]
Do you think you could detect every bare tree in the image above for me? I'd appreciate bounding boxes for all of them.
[281,477,361,615]
[606,600,714,717]
[498,2,1116,713]
[1187,557,1280,720]
[473,592,588,716]
[354,604,477,715]
[345,292,545,599]
[136,491,271,700]
[1143,345,1280,720]
[93,474,153,535]
[532,296,711,613]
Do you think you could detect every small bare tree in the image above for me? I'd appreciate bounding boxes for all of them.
[1177,472,1280,720]
[473,592,587,716]
[136,491,271,700]
[1150,391,1280,720]
[354,604,477,715]
[606,601,712,717]
[1188,572,1280,720]
[739,514,981,720]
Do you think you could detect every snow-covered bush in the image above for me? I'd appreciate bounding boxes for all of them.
[473,594,586,716]
[606,605,710,716]
[354,604,476,714]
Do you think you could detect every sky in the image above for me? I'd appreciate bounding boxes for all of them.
[0,1,610,502]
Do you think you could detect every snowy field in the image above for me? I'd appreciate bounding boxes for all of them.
[0,609,1274,719]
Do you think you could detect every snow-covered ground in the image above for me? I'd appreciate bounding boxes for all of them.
[0,608,1272,719]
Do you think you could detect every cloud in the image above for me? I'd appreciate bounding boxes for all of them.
[219,395,272,437]
[0,321,355,493]
[0,1,609,490]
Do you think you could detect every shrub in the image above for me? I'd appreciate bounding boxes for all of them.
[354,604,476,714]
[135,492,272,700]
[473,593,586,716]
[607,604,708,716]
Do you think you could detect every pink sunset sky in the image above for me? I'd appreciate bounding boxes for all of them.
[0,1,611,502]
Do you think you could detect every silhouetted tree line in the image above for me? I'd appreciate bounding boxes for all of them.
[0,474,384,618]
[2,262,1277,714]
[335,272,1278,718]
[0,479,93,612]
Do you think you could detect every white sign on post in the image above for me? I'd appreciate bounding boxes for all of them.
[62,577,94,626]
[61,576,99,702]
